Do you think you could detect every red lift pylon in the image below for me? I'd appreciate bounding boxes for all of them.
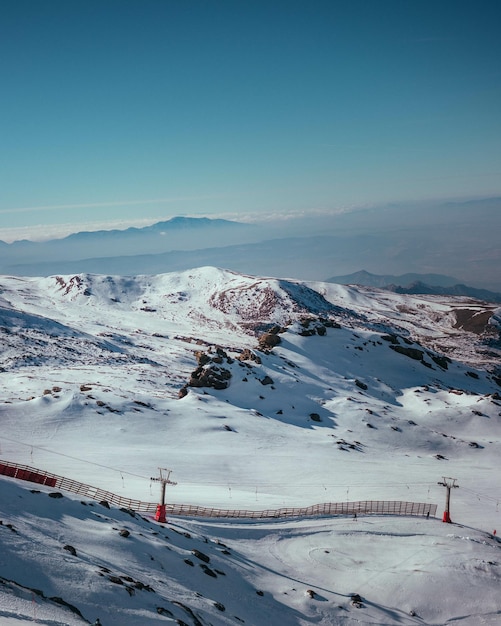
[151,468,177,523]
[438,477,459,523]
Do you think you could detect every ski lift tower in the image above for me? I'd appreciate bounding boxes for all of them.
[151,468,177,523]
[438,477,459,523]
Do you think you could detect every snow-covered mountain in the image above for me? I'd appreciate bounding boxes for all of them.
[1,267,500,625]
[326,270,501,303]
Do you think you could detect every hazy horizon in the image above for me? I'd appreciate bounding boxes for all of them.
[0,194,499,244]
[1,1,500,249]
[0,197,499,292]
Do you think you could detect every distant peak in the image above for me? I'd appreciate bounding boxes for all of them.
[146,216,246,231]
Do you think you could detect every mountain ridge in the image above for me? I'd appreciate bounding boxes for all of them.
[0,268,500,625]
[327,270,501,303]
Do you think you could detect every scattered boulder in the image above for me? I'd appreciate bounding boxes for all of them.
[237,349,261,364]
[189,365,231,390]
[381,334,399,344]
[390,345,424,361]
[200,564,217,577]
[194,350,211,366]
[430,354,450,369]
[260,375,274,386]
[63,544,77,556]
[191,549,210,563]
[322,319,341,328]
[466,371,479,379]
[258,332,281,351]
[350,593,363,607]
[299,328,316,337]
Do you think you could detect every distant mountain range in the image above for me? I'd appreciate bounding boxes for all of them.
[1,206,500,293]
[327,270,501,303]
[0,216,259,269]
[62,216,247,242]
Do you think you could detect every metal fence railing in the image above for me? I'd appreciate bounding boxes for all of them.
[0,459,437,520]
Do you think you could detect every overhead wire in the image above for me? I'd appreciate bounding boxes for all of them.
[461,486,501,505]
[0,434,150,481]
[0,433,473,493]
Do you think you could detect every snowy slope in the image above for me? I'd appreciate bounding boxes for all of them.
[0,267,500,625]
[2,478,501,626]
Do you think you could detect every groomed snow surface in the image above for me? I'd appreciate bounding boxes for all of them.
[0,268,500,625]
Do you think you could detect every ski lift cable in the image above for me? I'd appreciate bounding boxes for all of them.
[461,486,501,504]
[0,435,150,481]
[0,434,446,491]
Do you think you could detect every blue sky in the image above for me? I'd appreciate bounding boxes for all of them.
[1,0,500,240]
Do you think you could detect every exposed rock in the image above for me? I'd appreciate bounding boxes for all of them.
[237,348,262,364]
[381,334,399,344]
[350,593,364,607]
[299,328,316,336]
[260,375,274,386]
[430,354,450,369]
[191,549,210,563]
[258,332,281,351]
[49,596,85,618]
[466,371,479,379]
[189,365,231,390]
[390,345,424,360]
[194,350,211,366]
[200,563,217,577]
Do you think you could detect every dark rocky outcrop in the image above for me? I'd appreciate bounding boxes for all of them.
[187,349,233,390]
[189,365,231,389]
